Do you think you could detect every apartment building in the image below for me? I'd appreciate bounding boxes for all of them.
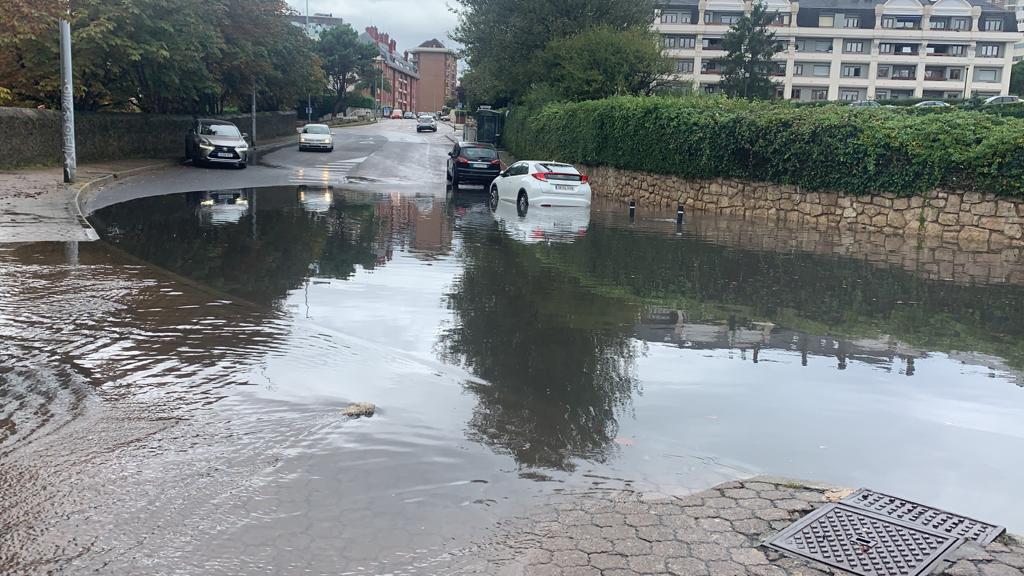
[655,0,1020,101]
[359,26,419,113]
[409,39,459,114]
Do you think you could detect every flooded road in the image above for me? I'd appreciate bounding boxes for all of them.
[2,184,1024,573]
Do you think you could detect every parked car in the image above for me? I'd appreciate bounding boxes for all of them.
[439,114,452,122]
[185,119,249,169]
[416,115,437,132]
[849,100,880,108]
[298,123,334,152]
[914,100,951,108]
[489,161,592,213]
[403,111,416,119]
[447,142,501,190]
[983,95,1020,106]
[390,109,404,119]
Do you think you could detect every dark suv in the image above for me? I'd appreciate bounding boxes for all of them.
[446,142,500,190]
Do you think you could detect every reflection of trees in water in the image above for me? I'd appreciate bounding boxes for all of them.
[438,228,641,471]
[91,189,382,306]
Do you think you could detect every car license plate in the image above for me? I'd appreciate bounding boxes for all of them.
[555,184,574,191]
[473,163,489,168]
[214,152,232,158]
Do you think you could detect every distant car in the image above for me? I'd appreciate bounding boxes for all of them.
[849,100,880,108]
[489,160,592,213]
[390,109,403,119]
[447,142,501,190]
[914,101,951,108]
[185,119,249,169]
[983,95,1020,106]
[403,111,416,119]
[298,123,334,152]
[439,114,452,122]
[416,115,437,132]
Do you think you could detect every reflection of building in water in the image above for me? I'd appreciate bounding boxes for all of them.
[372,193,452,260]
[198,190,249,226]
[636,308,1020,383]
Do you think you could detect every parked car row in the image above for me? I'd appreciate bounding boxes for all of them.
[850,95,1020,109]
[446,141,592,212]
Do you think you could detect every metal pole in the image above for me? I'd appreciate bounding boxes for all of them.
[306,0,311,122]
[59,18,76,183]
[251,80,257,164]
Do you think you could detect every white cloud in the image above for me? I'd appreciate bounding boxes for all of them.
[286,0,461,54]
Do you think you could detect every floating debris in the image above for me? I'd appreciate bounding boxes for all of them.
[341,402,376,418]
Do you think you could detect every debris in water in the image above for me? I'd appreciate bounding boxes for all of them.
[342,402,376,418]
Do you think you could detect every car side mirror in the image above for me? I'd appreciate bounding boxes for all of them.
[500,172,508,178]
[448,151,456,157]
[242,132,249,139]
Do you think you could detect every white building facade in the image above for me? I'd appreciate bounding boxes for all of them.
[655,0,1020,100]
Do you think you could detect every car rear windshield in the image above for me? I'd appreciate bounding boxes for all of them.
[201,123,241,137]
[303,125,331,134]
[537,163,582,182]
[462,147,497,160]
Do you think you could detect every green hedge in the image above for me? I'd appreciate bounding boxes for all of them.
[503,96,1024,197]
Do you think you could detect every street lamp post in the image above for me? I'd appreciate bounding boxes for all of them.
[59,17,76,183]
[306,0,311,122]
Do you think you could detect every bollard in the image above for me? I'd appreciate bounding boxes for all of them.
[628,199,636,220]
[676,204,685,225]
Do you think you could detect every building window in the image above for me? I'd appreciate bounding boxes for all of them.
[979,44,1000,57]
[720,14,741,24]
[819,14,835,27]
[815,40,833,52]
[679,12,692,24]
[844,15,860,27]
[842,65,863,77]
[676,59,694,73]
[773,13,791,25]
[844,40,864,53]
[893,66,915,79]
[812,89,828,101]
[661,12,678,23]
[792,88,802,99]
[794,63,805,75]
[949,68,962,80]
[879,43,893,54]
[983,19,1003,31]
[877,65,890,78]
[812,64,830,77]
[949,45,966,56]
[882,16,918,29]
[876,89,890,99]
[975,68,1000,82]
[840,89,861,100]
[951,17,970,30]
[680,37,696,48]
[664,36,677,48]
[931,19,947,29]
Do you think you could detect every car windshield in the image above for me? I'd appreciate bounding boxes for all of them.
[537,162,578,174]
[200,123,240,137]
[461,147,497,160]
[303,125,331,134]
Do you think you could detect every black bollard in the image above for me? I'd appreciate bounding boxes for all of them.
[628,199,636,220]
[676,204,685,225]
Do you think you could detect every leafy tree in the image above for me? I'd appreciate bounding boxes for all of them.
[1010,60,1024,96]
[451,0,656,105]
[537,26,671,101]
[715,0,782,100]
[318,23,378,114]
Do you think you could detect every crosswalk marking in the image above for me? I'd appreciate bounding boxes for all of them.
[288,156,368,185]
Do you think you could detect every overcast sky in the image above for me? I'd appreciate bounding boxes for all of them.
[286,0,461,54]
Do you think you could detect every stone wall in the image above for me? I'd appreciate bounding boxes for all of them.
[0,107,297,169]
[583,165,1024,252]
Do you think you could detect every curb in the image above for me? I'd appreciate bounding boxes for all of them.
[72,158,180,239]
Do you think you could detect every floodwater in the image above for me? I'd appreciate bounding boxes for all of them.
[2,186,1023,573]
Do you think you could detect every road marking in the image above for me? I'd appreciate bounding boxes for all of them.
[289,156,368,185]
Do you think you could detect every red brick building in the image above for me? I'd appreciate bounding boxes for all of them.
[409,39,458,115]
[359,26,419,114]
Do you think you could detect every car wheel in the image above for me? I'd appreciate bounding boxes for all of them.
[489,185,499,211]
[329,146,334,152]
[237,162,246,170]
[517,191,528,216]
[451,172,460,191]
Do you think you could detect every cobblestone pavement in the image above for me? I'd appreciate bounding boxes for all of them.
[436,477,1024,576]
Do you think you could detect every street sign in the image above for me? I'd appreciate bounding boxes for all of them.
[306,106,312,115]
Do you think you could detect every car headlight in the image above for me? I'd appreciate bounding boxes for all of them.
[199,138,213,150]
[299,134,308,142]
[236,143,248,151]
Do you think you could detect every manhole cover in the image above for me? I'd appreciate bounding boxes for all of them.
[843,489,1005,545]
[764,504,961,576]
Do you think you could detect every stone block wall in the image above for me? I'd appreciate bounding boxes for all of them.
[583,165,1024,252]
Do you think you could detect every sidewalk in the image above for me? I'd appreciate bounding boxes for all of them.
[0,136,295,244]
[438,477,1024,576]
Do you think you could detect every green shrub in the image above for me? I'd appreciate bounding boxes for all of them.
[504,96,1024,197]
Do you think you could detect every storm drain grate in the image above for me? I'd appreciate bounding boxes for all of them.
[764,503,961,576]
[843,489,1005,545]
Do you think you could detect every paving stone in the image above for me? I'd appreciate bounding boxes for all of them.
[754,508,794,522]
[748,565,788,576]
[690,507,723,519]
[592,513,624,527]
[543,537,579,552]
[698,518,732,533]
[717,481,745,490]
[602,570,637,576]
[775,499,813,512]
[625,514,662,527]
[790,491,825,503]
[979,564,1024,576]
[667,557,709,576]
[552,550,589,568]
[524,548,553,565]
[637,525,677,542]
[708,560,747,576]
[758,490,791,501]
[709,531,750,548]
[588,553,627,570]
[719,507,755,521]
[566,525,606,540]
[944,560,981,576]
[744,482,778,493]
[615,502,651,515]
[957,543,995,562]
[561,511,594,526]
[628,554,667,573]
[992,553,1024,569]
[770,520,792,530]
[577,539,613,554]
[732,518,771,536]
[676,527,716,544]
[561,567,600,576]
[652,541,689,558]
[730,547,769,565]
[722,488,759,499]
[691,543,729,561]
[663,514,697,531]
[524,563,563,576]
[738,498,774,511]
[674,495,705,507]
[705,497,739,509]
[613,538,652,556]
[600,526,637,541]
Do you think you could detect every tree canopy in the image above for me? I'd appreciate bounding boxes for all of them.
[318,24,379,113]
[451,0,656,106]
[715,1,783,99]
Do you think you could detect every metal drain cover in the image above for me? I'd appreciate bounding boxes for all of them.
[764,504,961,576]
[843,489,1005,545]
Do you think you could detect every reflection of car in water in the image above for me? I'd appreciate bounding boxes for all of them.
[491,195,590,244]
[198,190,249,226]
[297,185,333,213]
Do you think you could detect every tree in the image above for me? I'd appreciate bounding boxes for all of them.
[451,0,655,105]
[537,26,671,101]
[1010,61,1024,96]
[715,0,782,100]
[318,24,378,114]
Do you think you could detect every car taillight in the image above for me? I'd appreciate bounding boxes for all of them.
[489,159,500,165]
[531,172,548,181]
[580,175,589,183]
[457,156,469,164]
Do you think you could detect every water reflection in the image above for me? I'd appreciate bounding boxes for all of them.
[492,200,590,244]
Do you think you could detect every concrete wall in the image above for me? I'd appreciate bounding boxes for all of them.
[583,164,1024,253]
[0,108,297,169]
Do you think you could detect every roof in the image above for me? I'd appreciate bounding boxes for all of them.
[358,32,420,78]
[419,39,445,48]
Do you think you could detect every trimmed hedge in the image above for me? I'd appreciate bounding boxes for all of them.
[503,96,1024,197]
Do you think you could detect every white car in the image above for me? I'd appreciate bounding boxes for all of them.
[914,100,950,108]
[492,198,590,244]
[298,123,334,152]
[983,95,1020,106]
[489,160,592,213]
